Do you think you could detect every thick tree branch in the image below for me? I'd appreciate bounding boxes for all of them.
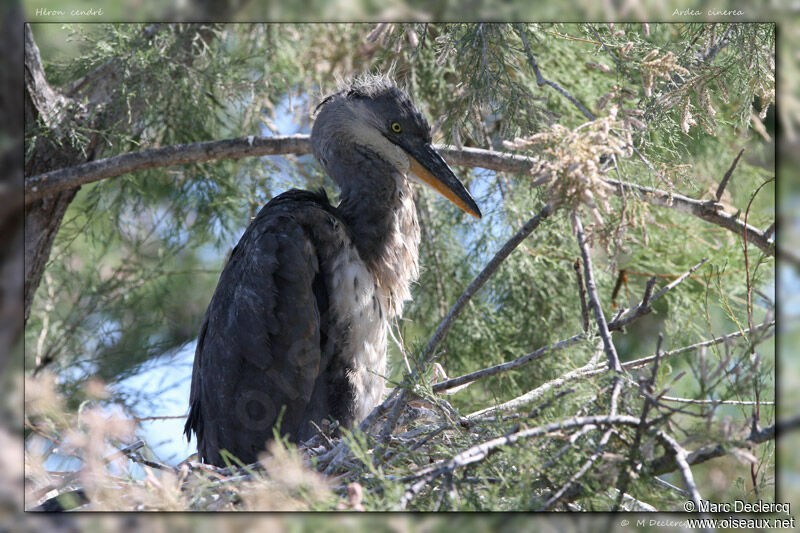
[25,138,778,263]
[604,177,776,259]
[24,137,539,203]
[25,135,312,204]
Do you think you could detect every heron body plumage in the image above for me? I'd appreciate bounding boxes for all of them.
[186,78,478,465]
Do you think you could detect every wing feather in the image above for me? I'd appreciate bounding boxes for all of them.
[186,193,330,465]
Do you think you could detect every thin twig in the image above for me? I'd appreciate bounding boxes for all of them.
[516,24,595,121]
[614,333,663,511]
[125,451,179,474]
[132,414,188,422]
[659,396,774,406]
[763,221,775,239]
[572,213,622,373]
[587,24,622,70]
[655,431,705,516]
[641,276,657,306]
[650,258,709,303]
[538,424,597,473]
[421,204,553,370]
[470,320,773,418]
[715,148,745,202]
[704,23,735,64]
[309,420,336,450]
[538,427,614,510]
[574,259,590,332]
[609,258,708,332]
[655,476,689,496]
[432,333,583,394]
[743,177,775,338]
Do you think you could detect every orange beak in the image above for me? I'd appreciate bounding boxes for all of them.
[405,143,482,219]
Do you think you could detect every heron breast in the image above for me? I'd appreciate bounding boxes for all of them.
[326,240,389,422]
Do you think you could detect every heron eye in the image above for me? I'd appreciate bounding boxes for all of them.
[391,122,402,133]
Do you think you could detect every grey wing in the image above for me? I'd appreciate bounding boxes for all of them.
[185,207,323,466]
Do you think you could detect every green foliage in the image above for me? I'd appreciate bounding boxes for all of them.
[25,23,775,511]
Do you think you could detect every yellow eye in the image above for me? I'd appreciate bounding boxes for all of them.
[391,122,402,133]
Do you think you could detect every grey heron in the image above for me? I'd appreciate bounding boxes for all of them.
[185,77,481,466]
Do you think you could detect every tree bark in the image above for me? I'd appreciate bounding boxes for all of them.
[22,21,230,325]
[0,5,24,372]
[24,24,90,322]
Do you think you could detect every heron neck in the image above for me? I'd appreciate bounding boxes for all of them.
[337,174,416,265]
[332,148,420,314]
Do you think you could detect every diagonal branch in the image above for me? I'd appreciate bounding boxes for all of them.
[603,177,776,258]
[399,414,643,509]
[375,204,554,448]
[572,212,622,373]
[434,255,710,395]
[654,431,706,515]
[516,24,595,121]
[610,258,708,332]
[715,148,745,202]
[420,204,553,367]
[432,333,583,394]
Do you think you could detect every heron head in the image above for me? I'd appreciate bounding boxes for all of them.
[312,78,482,219]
